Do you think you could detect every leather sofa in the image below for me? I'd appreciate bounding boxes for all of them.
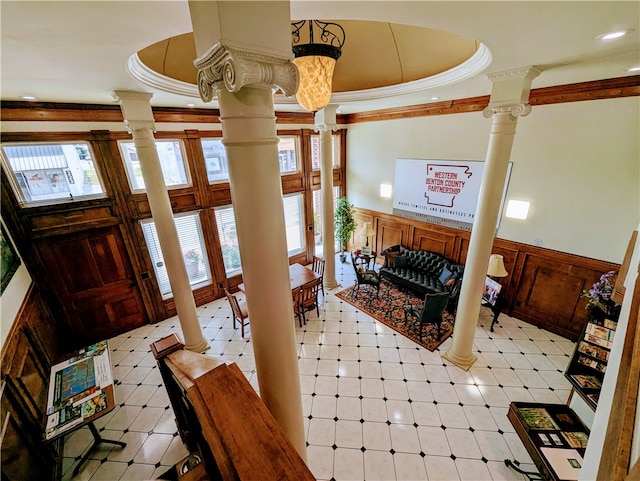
[380,245,464,312]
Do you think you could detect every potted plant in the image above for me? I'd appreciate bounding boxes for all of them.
[334,196,356,263]
[183,249,202,277]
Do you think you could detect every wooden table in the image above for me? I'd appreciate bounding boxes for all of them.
[238,263,321,293]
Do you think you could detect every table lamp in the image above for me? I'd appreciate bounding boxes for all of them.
[487,254,508,278]
[359,222,375,255]
[360,222,375,246]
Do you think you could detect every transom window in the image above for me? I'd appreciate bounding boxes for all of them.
[119,140,189,192]
[0,142,106,206]
[140,212,210,298]
[202,135,299,183]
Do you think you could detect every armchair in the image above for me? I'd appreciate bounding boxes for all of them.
[404,291,450,340]
[350,253,381,298]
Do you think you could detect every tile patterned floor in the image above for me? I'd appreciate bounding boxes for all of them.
[62,257,575,481]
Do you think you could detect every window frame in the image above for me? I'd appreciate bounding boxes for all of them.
[140,211,211,299]
[201,134,301,184]
[0,141,108,207]
[118,139,191,193]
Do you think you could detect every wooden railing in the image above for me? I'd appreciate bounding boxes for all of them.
[152,337,315,480]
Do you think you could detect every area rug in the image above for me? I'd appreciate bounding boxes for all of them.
[335,279,455,351]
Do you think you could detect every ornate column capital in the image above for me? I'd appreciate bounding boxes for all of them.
[314,105,339,132]
[482,103,532,119]
[194,42,297,103]
[112,90,156,134]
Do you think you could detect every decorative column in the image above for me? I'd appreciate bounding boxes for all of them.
[189,1,306,459]
[112,91,208,353]
[443,67,540,370]
[315,105,339,290]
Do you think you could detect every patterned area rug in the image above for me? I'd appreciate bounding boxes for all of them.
[335,279,455,352]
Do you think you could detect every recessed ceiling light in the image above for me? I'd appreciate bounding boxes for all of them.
[186,103,195,107]
[430,96,440,101]
[22,95,37,100]
[596,29,634,40]
[628,66,640,72]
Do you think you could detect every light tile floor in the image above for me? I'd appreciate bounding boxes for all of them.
[63,256,575,481]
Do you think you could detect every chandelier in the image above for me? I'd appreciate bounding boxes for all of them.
[291,20,345,113]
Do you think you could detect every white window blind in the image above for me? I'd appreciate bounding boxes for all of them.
[215,206,242,276]
[313,186,340,256]
[283,193,304,255]
[215,194,305,277]
[141,212,210,297]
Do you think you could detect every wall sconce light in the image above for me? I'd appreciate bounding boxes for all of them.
[505,200,530,220]
[380,183,393,198]
[291,19,345,112]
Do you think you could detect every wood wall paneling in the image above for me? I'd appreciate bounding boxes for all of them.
[377,219,409,253]
[355,207,620,340]
[36,226,148,347]
[1,286,65,481]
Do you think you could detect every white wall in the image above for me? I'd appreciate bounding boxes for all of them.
[0,224,31,348]
[346,97,640,264]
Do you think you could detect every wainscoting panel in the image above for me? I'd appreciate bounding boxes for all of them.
[354,207,620,340]
[412,225,459,259]
[376,217,410,254]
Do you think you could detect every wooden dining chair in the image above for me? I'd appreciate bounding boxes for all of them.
[312,256,325,295]
[300,277,323,325]
[292,287,304,328]
[224,288,249,338]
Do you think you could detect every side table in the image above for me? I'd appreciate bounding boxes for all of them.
[353,250,377,271]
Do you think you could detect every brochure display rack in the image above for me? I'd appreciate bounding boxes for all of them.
[507,402,590,481]
[564,305,620,409]
[43,340,125,476]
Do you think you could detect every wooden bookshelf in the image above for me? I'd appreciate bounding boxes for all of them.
[565,305,620,409]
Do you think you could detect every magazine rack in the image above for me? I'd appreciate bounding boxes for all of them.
[507,402,590,481]
[564,305,620,409]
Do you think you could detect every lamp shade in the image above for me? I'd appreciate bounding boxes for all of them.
[487,254,508,277]
[292,55,336,112]
[359,222,375,238]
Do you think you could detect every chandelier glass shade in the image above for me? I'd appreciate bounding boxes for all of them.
[291,20,345,112]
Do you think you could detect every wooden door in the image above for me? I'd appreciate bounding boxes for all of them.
[37,225,148,346]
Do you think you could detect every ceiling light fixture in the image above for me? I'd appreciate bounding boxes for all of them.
[22,95,36,100]
[628,66,640,72]
[291,19,345,113]
[430,96,440,101]
[596,29,634,40]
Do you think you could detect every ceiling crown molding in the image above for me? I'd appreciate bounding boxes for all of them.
[127,43,491,108]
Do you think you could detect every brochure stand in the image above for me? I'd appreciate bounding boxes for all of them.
[43,340,126,476]
[506,401,590,481]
